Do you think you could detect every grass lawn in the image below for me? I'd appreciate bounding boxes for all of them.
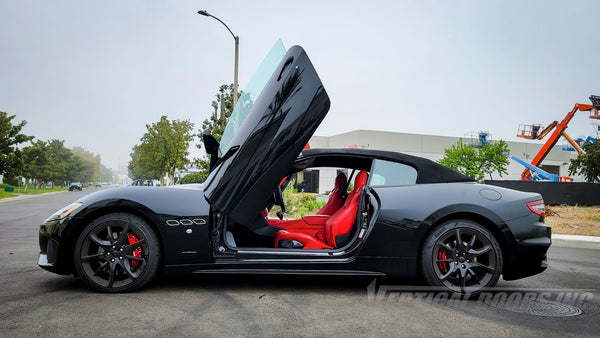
[1,184,69,197]
[0,190,18,199]
[14,186,69,194]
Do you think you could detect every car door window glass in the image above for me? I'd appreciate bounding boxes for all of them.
[219,39,287,157]
[370,160,417,186]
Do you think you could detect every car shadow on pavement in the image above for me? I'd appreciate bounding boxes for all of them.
[150,274,382,292]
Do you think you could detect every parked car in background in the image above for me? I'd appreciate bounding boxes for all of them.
[68,182,82,191]
[131,180,154,186]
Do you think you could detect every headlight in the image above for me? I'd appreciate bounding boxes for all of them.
[43,202,82,223]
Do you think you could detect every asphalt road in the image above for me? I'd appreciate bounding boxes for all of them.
[1,190,599,337]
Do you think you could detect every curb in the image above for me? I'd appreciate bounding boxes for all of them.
[552,234,600,249]
[552,234,600,243]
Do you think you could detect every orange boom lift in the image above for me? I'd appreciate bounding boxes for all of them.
[589,95,600,120]
[516,95,598,181]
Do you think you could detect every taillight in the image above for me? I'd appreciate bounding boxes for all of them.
[527,200,545,217]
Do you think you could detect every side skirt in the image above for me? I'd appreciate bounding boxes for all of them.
[191,268,385,276]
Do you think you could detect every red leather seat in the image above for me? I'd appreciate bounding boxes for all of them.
[275,170,368,249]
[316,172,346,215]
[266,172,346,233]
[266,215,329,239]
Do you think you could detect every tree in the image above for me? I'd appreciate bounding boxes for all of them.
[201,84,236,143]
[22,140,52,189]
[0,112,33,179]
[130,115,194,185]
[66,153,86,183]
[19,140,101,188]
[438,139,510,182]
[178,160,210,184]
[128,144,159,181]
[569,141,600,182]
[185,84,240,184]
[45,139,77,187]
[72,147,101,183]
[99,163,115,183]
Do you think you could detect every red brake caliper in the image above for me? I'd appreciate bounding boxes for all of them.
[438,249,449,273]
[127,233,142,269]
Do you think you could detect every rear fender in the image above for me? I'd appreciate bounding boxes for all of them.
[419,204,517,277]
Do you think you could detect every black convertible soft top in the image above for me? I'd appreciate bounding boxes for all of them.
[299,148,475,184]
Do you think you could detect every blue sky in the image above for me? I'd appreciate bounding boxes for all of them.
[1,0,598,170]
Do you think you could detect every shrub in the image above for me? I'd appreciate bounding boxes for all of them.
[316,200,326,209]
[300,207,308,217]
[269,180,320,218]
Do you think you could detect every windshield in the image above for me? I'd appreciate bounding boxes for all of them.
[218,39,287,157]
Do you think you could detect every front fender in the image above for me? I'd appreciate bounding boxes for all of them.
[43,186,212,274]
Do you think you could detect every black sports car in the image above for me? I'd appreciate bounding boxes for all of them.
[38,44,550,294]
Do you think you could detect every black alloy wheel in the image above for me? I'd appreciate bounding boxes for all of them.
[421,220,502,295]
[74,213,160,292]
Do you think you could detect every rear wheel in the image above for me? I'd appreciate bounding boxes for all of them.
[421,219,502,295]
[74,213,160,292]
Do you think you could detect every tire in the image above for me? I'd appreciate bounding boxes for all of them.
[74,213,161,292]
[420,219,502,296]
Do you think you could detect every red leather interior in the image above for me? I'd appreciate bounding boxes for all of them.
[275,170,368,249]
[301,215,330,225]
[267,215,328,227]
[267,217,325,237]
[266,218,294,227]
[275,230,333,249]
[267,172,346,235]
[316,172,346,215]
[325,170,367,247]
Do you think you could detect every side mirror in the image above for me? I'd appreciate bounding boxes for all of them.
[202,131,220,172]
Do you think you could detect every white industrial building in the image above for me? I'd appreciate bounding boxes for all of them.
[305,129,583,194]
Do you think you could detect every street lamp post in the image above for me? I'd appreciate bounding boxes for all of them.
[198,10,239,108]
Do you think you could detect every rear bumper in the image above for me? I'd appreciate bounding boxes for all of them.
[502,241,549,280]
[502,215,551,280]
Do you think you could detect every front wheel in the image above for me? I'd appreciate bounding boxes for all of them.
[74,213,161,292]
[420,219,503,295]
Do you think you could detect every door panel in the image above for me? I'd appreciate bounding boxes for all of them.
[203,46,330,227]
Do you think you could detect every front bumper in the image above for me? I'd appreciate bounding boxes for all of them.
[38,253,54,269]
[38,232,70,275]
[38,216,75,275]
